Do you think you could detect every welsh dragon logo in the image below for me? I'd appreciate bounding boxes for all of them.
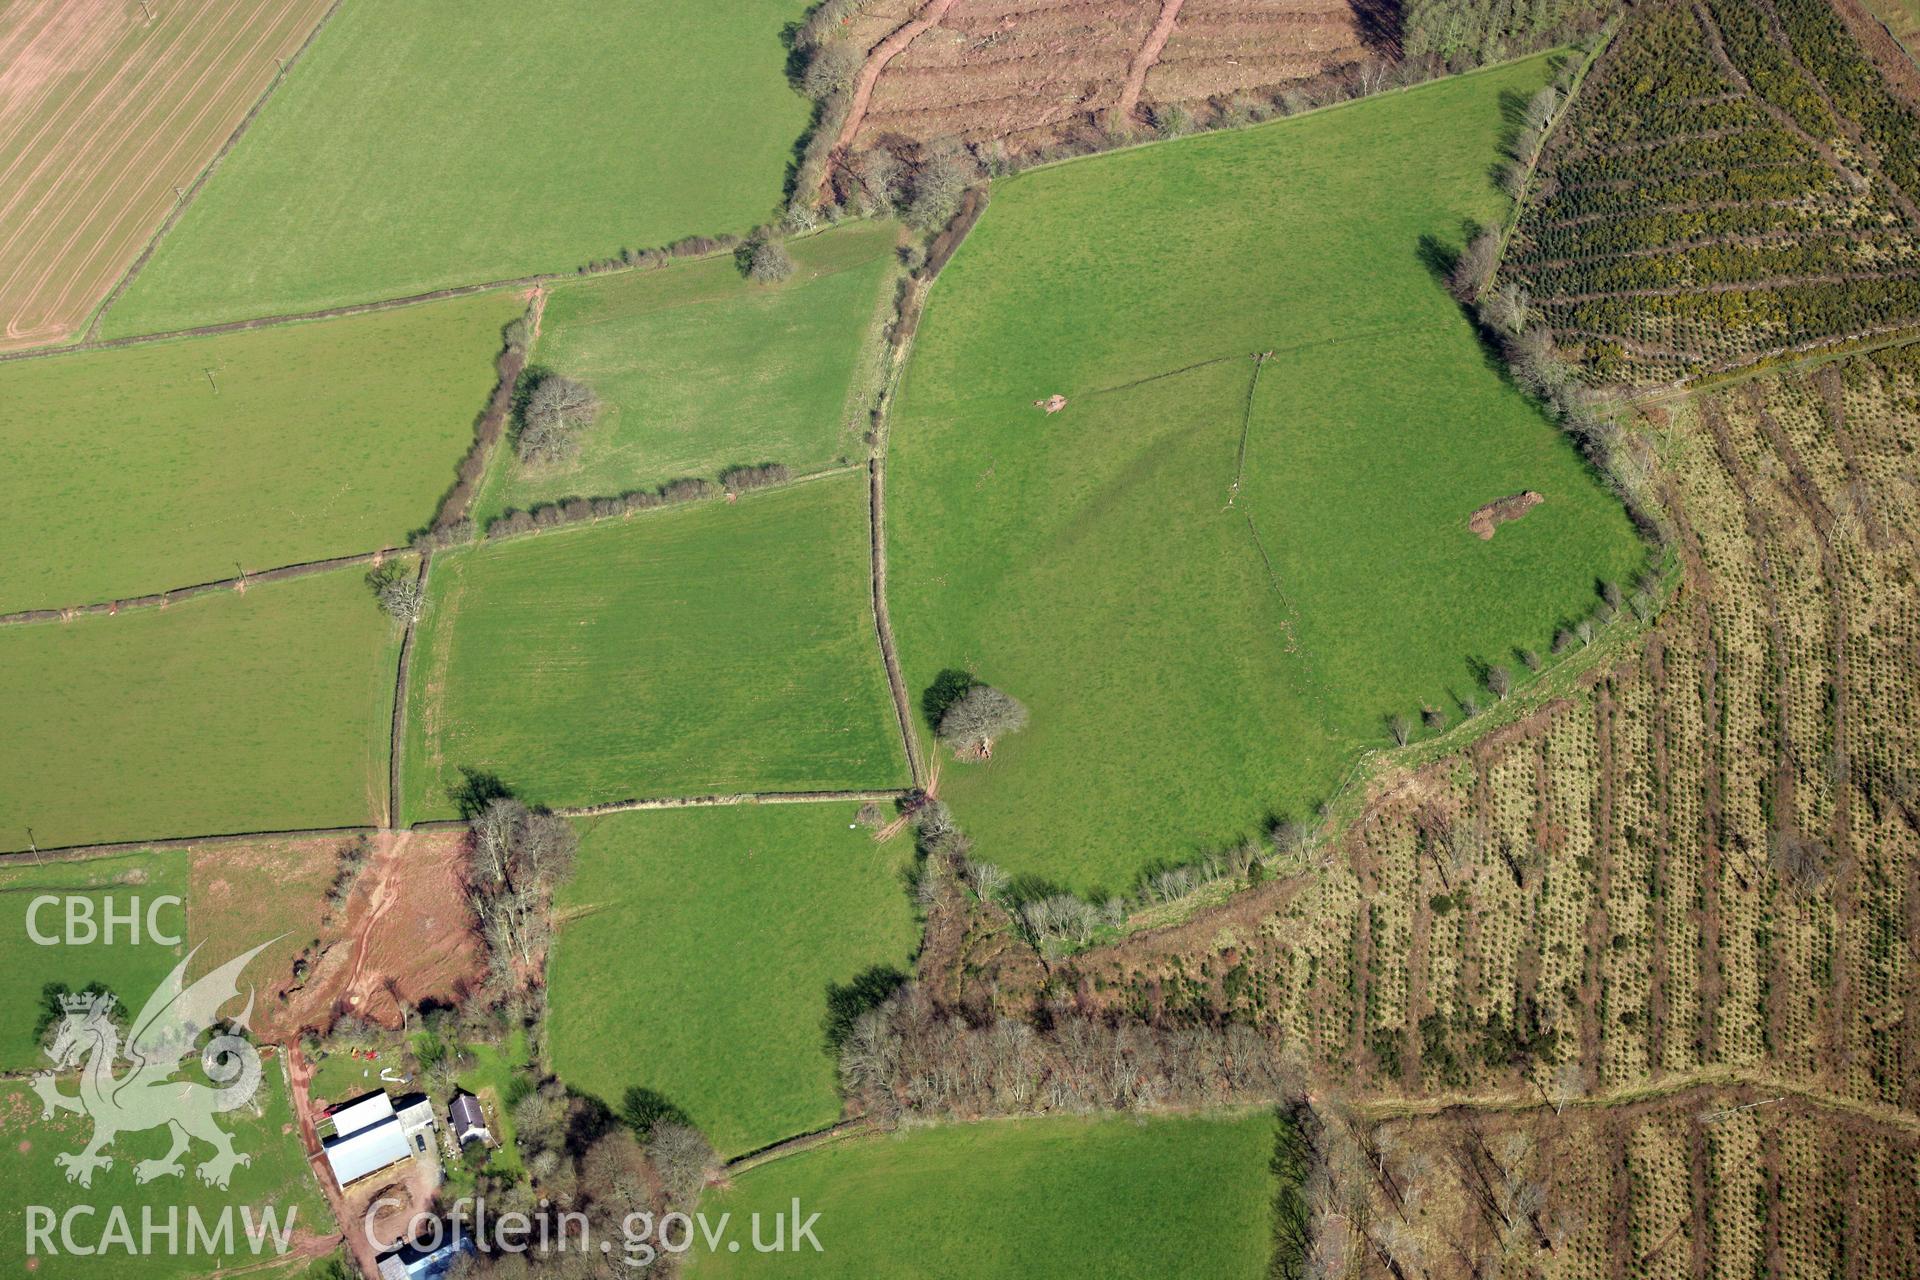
[32,939,276,1190]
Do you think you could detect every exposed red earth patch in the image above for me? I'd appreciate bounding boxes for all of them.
[1467,489,1544,539]
[280,829,484,1036]
[190,830,483,1041]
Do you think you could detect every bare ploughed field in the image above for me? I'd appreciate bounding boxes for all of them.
[0,0,333,351]
[842,0,1373,154]
[191,829,485,1041]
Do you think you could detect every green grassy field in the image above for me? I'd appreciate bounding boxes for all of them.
[0,1068,333,1279]
[0,295,516,613]
[548,805,918,1157]
[102,0,813,336]
[0,850,188,1072]
[689,1111,1284,1277]
[0,565,402,850]
[886,57,1647,893]
[475,222,898,524]
[403,472,906,819]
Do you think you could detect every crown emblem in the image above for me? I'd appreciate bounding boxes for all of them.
[60,991,113,1015]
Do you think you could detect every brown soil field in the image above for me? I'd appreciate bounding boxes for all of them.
[0,0,334,352]
[843,0,1372,155]
[189,829,483,1041]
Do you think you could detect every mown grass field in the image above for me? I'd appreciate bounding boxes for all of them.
[403,472,905,819]
[0,850,188,1073]
[0,565,402,850]
[548,805,918,1157]
[103,0,814,335]
[0,1068,333,1280]
[886,57,1646,892]
[690,1111,1284,1277]
[0,294,518,613]
[475,222,898,524]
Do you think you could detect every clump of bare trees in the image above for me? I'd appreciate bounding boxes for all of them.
[517,374,600,464]
[838,982,1303,1121]
[646,1121,719,1206]
[719,462,790,492]
[742,235,795,284]
[1770,828,1836,899]
[468,798,578,992]
[902,149,971,230]
[444,1077,718,1277]
[936,683,1028,758]
[486,477,717,540]
[322,834,372,926]
[1450,228,1502,300]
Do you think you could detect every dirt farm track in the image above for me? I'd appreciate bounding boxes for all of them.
[0,0,332,351]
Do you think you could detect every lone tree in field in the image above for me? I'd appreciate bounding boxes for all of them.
[743,236,795,284]
[937,684,1028,759]
[517,374,599,464]
[1386,712,1411,747]
[367,564,423,623]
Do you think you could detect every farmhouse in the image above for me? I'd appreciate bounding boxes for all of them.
[376,1229,472,1280]
[322,1090,437,1188]
[448,1091,494,1147]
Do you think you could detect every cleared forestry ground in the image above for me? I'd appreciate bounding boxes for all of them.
[475,221,899,525]
[0,1070,333,1279]
[886,56,1647,893]
[102,0,814,336]
[0,848,188,1071]
[403,472,908,821]
[0,0,333,352]
[547,804,919,1158]
[688,1110,1287,1278]
[0,291,517,613]
[0,562,402,851]
[837,0,1369,156]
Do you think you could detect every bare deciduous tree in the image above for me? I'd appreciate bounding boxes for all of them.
[1387,712,1412,746]
[517,375,599,464]
[798,40,861,99]
[1525,84,1562,132]
[1451,229,1501,301]
[904,152,971,230]
[467,798,579,983]
[937,684,1029,757]
[1546,1060,1591,1114]
[647,1122,717,1206]
[743,236,795,283]
[1770,829,1835,899]
[367,564,424,623]
[1486,665,1512,700]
